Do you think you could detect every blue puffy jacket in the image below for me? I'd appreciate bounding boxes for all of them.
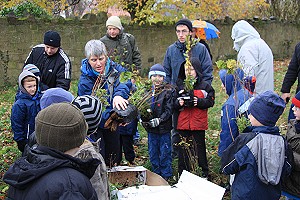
[218,69,252,156]
[77,58,130,128]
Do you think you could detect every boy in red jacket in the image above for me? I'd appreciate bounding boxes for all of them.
[174,57,215,178]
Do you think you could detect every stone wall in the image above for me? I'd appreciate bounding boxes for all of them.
[1,15,300,87]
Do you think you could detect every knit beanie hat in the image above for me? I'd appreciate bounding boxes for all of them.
[175,19,193,32]
[243,76,256,94]
[72,95,102,135]
[40,88,74,109]
[35,102,87,152]
[249,90,285,126]
[148,64,166,79]
[106,16,123,30]
[292,91,300,108]
[44,30,61,47]
[23,64,40,77]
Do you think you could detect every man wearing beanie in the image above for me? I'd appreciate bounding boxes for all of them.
[221,91,292,200]
[163,18,213,85]
[24,30,71,91]
[4,103,99,199]
[100,16,141,71]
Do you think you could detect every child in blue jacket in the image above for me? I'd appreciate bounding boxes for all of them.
[11,70,42,152]
[221,91,291,200]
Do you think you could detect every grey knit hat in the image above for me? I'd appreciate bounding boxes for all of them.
[35,102,87,152]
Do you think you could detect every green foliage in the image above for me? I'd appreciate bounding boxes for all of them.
[236,115,251,133]
[0,2,50,18]
[215,59,238,74]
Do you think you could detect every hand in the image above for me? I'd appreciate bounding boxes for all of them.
[150,118,160,127]
[179,99,184,106]
[113,96,128,110]
[193,97,198,106]
[281,93,291,104]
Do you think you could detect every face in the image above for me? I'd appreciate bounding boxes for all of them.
[23,80,37,96]
[44,45,59,56]
[107,25,120,38]
[191,28,197,38]
[176,25,191,43]
[185,65,197,78]
[249,114,263,126]
[151,74,164,86]
[292,106,300,120]
[88,55,107,74]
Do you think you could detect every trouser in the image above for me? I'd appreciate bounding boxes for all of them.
[177,130,208,176]
[148,132,172,179]
[171,112,180,157]
[94,128,121,167]
[117,134,135,164]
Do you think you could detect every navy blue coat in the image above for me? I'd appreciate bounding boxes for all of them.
[77,58,129,128]
[11,92,42,143]
[4,146,99,200]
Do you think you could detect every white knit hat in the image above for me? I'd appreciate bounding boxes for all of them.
[106,16,123,30]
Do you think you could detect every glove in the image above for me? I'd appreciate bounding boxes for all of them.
[150,118,161,128]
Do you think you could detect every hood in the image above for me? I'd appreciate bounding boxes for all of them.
[231,20,260,52]
[18,70,39,96]
[219,68,244,96]
[3,146,100,190]
[178,57,203,81]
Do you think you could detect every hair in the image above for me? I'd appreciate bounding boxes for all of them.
[84,40,107,59]
[23,76,37,83]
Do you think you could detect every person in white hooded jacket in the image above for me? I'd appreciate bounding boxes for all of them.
[231,20,274,95]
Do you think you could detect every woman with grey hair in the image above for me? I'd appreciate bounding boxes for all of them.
[77,39,130,166]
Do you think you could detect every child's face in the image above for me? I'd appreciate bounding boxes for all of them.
[185,65,197,78]
[23,81,37,96]
[89,54,107,74]
[249,114,263,126]
[151,74,164,86]
[292,106,300,120]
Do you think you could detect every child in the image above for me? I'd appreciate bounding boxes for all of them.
[221,90,291,200]
[11,70,42,153]
[218,69,252,157]
[72,95,109,200]
[282,91,300,198]
[141,64,174,180]
[174,57,215,177]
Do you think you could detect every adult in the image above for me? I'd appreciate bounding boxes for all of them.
[281,42,300,120]
[4,103,98,199]
[163,18,213,85]
[100,16,141,70]
[77,39,130,166]
[24,30,71,91]
[231,20,274,95]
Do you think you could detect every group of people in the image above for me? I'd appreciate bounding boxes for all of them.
[3,15,300,200]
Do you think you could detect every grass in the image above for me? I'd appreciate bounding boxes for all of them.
[0,59,293,199]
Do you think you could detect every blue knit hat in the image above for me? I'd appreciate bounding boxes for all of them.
[148,64,166,79]
[23,64,40,77]
[249,90,285,126]
[40,88,74,109]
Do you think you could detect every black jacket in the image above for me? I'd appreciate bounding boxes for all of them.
[281,42,300,94]
[141,84,174,134]
[4,146,99,200]
[25,44,71,91]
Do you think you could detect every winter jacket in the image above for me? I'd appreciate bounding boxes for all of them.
[141,84,175,134]
[232,20,274,95]
[77,58,130,128]
[11,71,42,151]
[25,44,71,91]
[174,57,215,131]
[221,126,292,200]
[3,146,99,200]
[218,69,252,156]
[72,139,110,200]
[281,42,300,94]
[163,40,213,85]
[100,32,141,70]
[282,119,300,197]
